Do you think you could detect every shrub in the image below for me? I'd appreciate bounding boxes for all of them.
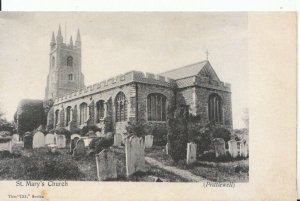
[151,125,167,146]
[167,107,188,162]
[213,128,231,143]
[89,137,113,154]
[80,125,101,136]
[126,120,150,138]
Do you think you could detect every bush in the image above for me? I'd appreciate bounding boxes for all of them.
[89,137,113,154]
[80,125,101,136]
[126,120,150,138]
[213,128,231,143]
[151,126,167,146]
[167,107,188,162]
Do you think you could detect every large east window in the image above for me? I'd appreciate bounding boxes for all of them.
[208,94,222,123]
[115,92,127,122]
[147,93,167,121]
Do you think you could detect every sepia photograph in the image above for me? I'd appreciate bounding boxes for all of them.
[0,12,249,183]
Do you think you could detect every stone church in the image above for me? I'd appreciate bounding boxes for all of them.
[45,26,233,136]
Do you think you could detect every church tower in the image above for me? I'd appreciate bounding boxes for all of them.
[45,25,85,100]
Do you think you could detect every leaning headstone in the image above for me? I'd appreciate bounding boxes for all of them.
[213,138,226,158]
[73,139,86,157]
[24,133,33,149]
[125,136,145,176]
[95,149,117,181]
[186,142,197,164]
[81,137,93,147]
[70,137,80,153]
[56,135,66,148]
[45,134,55,145]
[113,134,122,146]
[0,137,12,153]
[228,140,238,158]
[33,131,45,148]
[12,134,19,142]
[144,135,153,149]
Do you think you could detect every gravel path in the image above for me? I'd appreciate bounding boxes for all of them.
[145,157,205,182]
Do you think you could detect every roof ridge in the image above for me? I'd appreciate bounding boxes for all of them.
[160,60,208,74]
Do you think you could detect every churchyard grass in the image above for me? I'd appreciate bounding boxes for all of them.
[145,146,249,182]
[0,147,187,181]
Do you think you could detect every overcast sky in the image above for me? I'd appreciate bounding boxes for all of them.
[0,12,248,128]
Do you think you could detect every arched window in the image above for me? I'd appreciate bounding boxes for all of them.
[67,56,73,67]
[96,100,105,123]
[115,92,127,122]
[208,94,222,123]
[52,56,55,68]
[66,106,71,126]
[79,102,88,125]
[147,93,167,121]
[55,109,59,126]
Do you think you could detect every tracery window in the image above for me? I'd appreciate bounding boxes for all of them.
[208,94,222,123]
[147,93,167,121]
[80,102,88,125]
[67,56,73,67]
[96,100,105,123]
[115,92,127,122]
[66,106,71,126]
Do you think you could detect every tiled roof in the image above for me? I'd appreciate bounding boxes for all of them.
[159,60,208,80]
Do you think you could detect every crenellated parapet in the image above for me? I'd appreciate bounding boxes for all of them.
[195,76,231,92]
[54,71,176,104]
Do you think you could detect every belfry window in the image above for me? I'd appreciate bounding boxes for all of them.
[96,100,105,123]
[79,102,88,125]
[208,94,222,123]
[147,93,167,121]
[67,56,73,67]
[68,74,73,81]
[52,56,55,68]
[115,92,127,122]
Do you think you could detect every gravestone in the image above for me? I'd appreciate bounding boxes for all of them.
[12,141,24,155]
[238,140,248,157]
[95,149,117,181]
[144,135,153,149]
[81,137,93,147]
[47,144,57,153]
[0,137,12,153]
[56,135,66,148]
[228,140,238,158]
[73,139,86,157]
[70,137,80,153]
[71,134,81,140]
[186,142,197,164]
[165,143,170,155]
[96,131,102,137]
[24,133,33,149]
[33,131,45,148]
[12,134,19,142]
[213,138,226,158]
[113,134,122,146]
[45,134,55,145]
[125,136,145,176]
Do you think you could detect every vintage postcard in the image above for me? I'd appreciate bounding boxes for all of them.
[0,12,296,201]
